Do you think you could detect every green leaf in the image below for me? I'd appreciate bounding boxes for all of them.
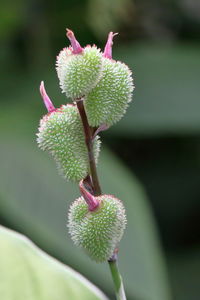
[0,225,108,300]
[0,134,171,300]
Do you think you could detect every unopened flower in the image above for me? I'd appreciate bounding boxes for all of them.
[37,82,101,182]
[68,190,126,262]
[85,32,134,127]
[56,29,103,99]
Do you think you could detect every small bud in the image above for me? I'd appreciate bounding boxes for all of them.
[56,31,103,99]
[103,32,118,59]
[68,194,126,262]
[39,81,55,112]
[85,57,134,127]
[92,124,109,140]
[37,104,101,182]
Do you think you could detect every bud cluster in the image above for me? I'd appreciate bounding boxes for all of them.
[56,29,134,127]
[37,29,133,263]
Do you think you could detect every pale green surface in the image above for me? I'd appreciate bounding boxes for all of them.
[0,225,108,300]
[0,134,171,300]
[85,58,133,126]
[37,104,100,181]
[57,46,102,99]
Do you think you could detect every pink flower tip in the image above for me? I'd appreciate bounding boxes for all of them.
[79,180,99,211]
[39,81,55,113]
[103,32,118,59]
[66,29,83,54]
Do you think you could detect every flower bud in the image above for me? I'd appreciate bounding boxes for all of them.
[37,103,100,182]
[56,30,103,99]
[84,57,134,127]
[84,32,134,127]
[68,194,126,262]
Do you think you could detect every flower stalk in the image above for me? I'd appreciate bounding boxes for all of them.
[38,29,133,300]
[76,98,127,300]
[76,99,101,196]
[108,253,127,300]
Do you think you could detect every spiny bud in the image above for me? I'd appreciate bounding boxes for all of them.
[84,32,134,127]
[37,83,101,182]
[56,29,103,99]
[68,194,126,262]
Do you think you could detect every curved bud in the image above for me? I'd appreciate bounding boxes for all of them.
[92,124,109,140]
[37,104,101,182]
[68,194,126,262]
[79,180,99,211]
[66,29,83,54]
[103,32,118,59]
[39,81,55,112]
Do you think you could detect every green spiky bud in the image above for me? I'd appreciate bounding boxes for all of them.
[37,93,100,181]
[83,32,134,127]
[84,57,134,127]
[56,30,102,99]
[68,194,126,262]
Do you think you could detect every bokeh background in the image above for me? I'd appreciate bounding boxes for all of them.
[0,0,200,299]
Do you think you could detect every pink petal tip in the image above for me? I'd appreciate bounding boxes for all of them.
[79,180,99,211]
[39,81,55,113]
[66,29,83,54]
[103,32,118,59]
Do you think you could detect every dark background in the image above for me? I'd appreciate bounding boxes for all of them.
[0,0,200,299]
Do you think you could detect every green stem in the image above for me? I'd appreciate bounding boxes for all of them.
[108,257,127,300]
[76,98,127,300]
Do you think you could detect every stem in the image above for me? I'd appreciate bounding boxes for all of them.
[76,99,101,195]
[108,255,127,300]
[76,98,126,300]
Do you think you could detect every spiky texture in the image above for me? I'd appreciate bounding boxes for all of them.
[56,47,72,82]
[68,195,126,262]
[56,46,103,99]
[37,104,100,182]
[84,57,134,127]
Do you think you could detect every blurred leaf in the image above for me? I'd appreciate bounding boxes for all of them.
[87,0,134,38]
[0,1,27,39]
[0,134,171,300]
[106,43,200,137]
[167,247,200,300]
[0,225,107,300]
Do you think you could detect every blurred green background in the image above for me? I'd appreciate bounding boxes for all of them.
[0,0,200,299]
